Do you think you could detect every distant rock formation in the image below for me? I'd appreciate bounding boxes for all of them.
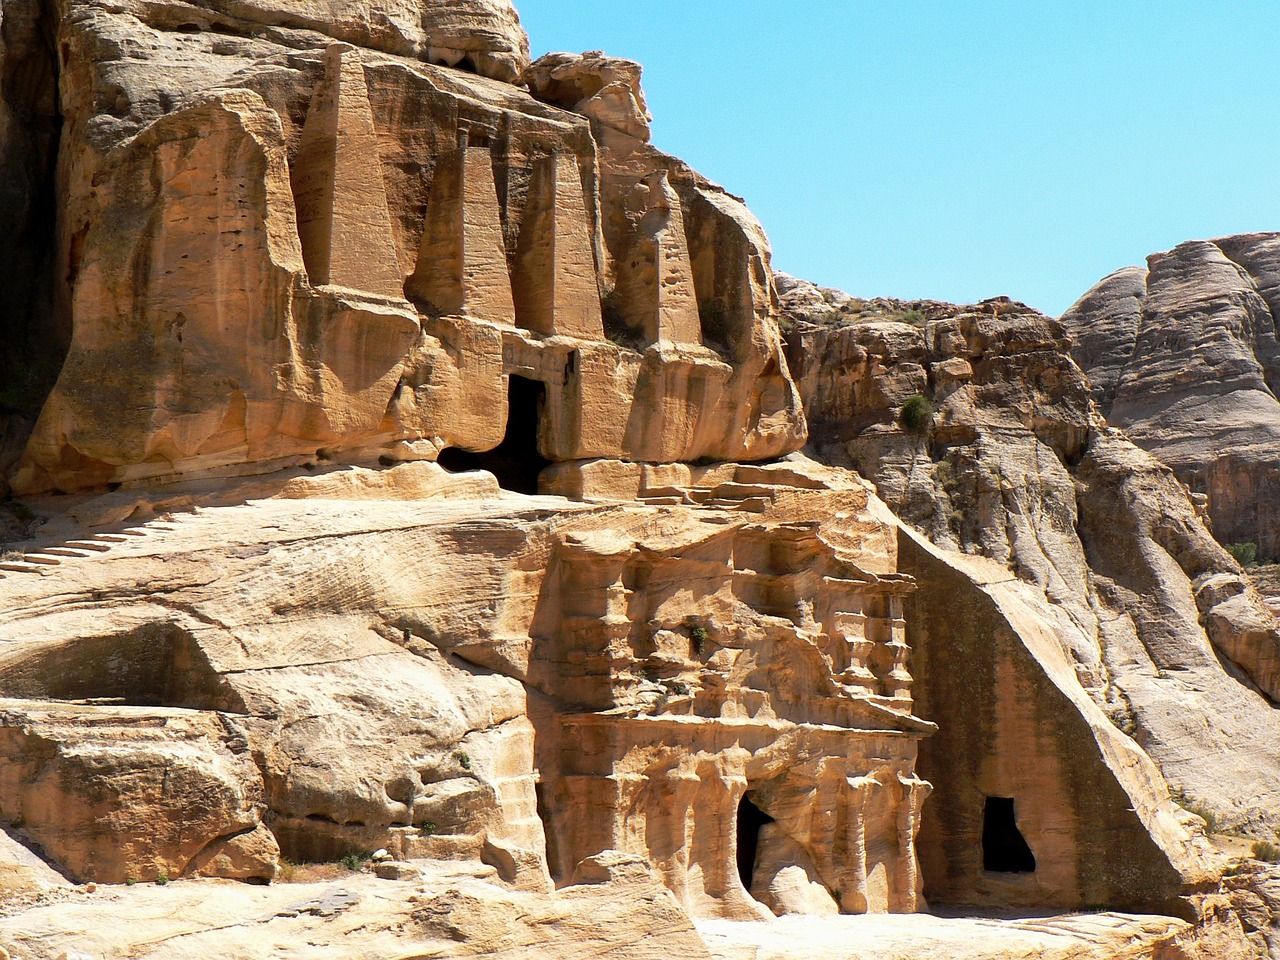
[1061,234,1280,561]
[780,274,1280,915]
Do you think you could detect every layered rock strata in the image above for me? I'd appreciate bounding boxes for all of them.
[0,460,937,922]
[780,276,1280,915]
[1062,234,1280,560]
[4,13,804,494]
[0,0,1268,956]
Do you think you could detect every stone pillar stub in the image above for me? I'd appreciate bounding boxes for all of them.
[407,144,515,323]
[513,153,604,339]
[615,170,703,347]
[291,42,404,298]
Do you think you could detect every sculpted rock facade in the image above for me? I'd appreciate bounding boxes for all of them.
[0,459,936,921]
[1062,234,1280,561]
[6,9,804,495]
[0,2,1268,957]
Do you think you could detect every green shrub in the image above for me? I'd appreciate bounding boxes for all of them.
[455,750,471,771]
[686,619,711,655]
[901,394,934,432]
[339,853,369,872]
[1174,794,1218,833]
[898,308,927,326]
[154,873,169,886]
[1254,840,1280,863]
[1226,542,1259,567]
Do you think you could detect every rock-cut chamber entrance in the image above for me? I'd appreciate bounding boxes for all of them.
[736,793,775,892]
[437,375,551,494]
[982,796,1036,873]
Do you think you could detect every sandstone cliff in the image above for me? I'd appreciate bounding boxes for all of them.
[1061,235,1280,561]
[2,0,804,496]
[781,275,1280,851]
[0,0,1273,957]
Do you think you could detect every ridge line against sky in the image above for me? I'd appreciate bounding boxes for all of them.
[514,1,1280,316]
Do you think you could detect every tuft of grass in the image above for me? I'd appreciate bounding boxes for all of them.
[897,308,927,326]
[1253,840,1280,863]
[454,751,471,771]
[1172,791,1218,833]
[154,873,169,886]
[901,394,934,432]
[339,852,369,872]
[1226,542,1259,567]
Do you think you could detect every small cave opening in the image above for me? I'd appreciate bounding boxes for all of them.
[982,796,1036,873]
[436,375,550,494]
[736,793,774,891]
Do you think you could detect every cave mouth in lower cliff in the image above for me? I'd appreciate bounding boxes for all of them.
[437,375,551,494]
[736,793,775,891]
[982,796,1036,873]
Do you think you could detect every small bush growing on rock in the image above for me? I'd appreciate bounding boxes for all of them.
[901,394,934,432]
[1173,791,1218,833]
[454,751,471,771]
[898,308,927,326]
[154,873,169,886]
[1253,840,1280,863]
[1226,542,1259,567]
[339,853,369,872]
[685,619,710,654]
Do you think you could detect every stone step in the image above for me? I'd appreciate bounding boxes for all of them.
[710,482,778,501]
[0,561,47,573]
[706,496,770,513]
[64,540,113,552]
[38,547,95,558]
[20,554,62,566]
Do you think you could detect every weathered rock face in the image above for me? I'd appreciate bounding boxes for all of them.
[0,459,940,920]
[781,276,1280,912]
[0,2,1269,957]
[2,3,804,496]
[1061,235,1280,560]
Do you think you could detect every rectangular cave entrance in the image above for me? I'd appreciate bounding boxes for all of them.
[436,375,551,494]
[982,796,1036,873]
[736,793,775,891]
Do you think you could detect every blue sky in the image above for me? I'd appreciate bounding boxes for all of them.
[515,2,1280,316]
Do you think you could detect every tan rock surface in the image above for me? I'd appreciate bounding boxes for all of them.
[0,3,1274,959]
[0,463,941,920]
[8,12,806,491]
[781,279,1280,897]
[1062,235,1280,560]
[0,863,712,959]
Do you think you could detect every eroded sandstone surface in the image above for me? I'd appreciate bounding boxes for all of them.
[0,0,1276,957]
[1061,235,1280,561]
[781,276,1280,923]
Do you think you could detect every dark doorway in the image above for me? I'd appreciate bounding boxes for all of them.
[437,375,550,494]
[736,794,774,891]
[982,796,1036,873]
